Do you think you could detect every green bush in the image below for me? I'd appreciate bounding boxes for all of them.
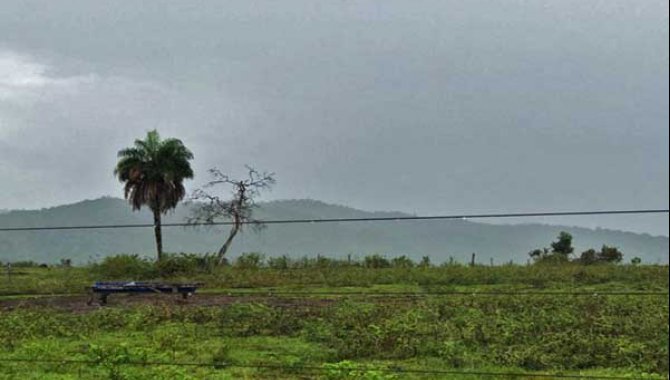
[315,255,340,269]
[234,252,265,269]
[419,256,432,268]
[216,302,304,336]
[364,254,391,269]
[322,361,397,380]
[155,253,217,276]
[579,249,599,265]
[267,255,291,270]
[533,254,571,265]
[92,253,219,279]
[6,260,44,268]
[390,255,414,268]
[598,245,623,263]
[578,246,624,265]
[93,254,156,279]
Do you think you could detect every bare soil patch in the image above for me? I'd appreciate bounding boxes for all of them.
[0,293,335,314]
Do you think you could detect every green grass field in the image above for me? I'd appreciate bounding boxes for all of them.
[0,263,668,379]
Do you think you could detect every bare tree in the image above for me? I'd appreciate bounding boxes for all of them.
[189,166,275,265]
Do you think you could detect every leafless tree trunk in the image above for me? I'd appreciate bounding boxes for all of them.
[215,182,245,264]
[217,223,239,264]
[189,167,275,266]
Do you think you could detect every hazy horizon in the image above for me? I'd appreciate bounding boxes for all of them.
[1,195,667,238]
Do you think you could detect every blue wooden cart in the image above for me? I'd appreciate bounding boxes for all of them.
[87,281,202,305]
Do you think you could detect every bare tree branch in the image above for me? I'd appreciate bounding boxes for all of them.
[187,166,275,264]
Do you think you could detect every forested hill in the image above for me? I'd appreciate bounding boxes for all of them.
[0,197,667,264]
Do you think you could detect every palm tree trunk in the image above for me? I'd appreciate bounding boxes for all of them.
[152,208,163,261]
[217,223,239,265]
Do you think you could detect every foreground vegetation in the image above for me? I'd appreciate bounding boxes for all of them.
[0,256,668,379]
[2,253,668,295]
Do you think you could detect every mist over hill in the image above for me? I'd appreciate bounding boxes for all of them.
[0,197,667,264]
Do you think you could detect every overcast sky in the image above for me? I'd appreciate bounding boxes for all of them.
[0,1,668,236]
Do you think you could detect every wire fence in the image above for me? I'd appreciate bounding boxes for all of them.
[199,290,670,297]
[0,357,661,379]
[1,290,668,299]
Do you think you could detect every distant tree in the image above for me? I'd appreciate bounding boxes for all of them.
[528,247,557,262]
[114,130,194,261]
[528,248,545,260]
[631,257,642,265]
[597,245,623,263]
[419,256,432,268]
[364,254,391,269]
[578,249,598,265]
[550,232,574,257]
[529,237,576,264]
[529,232,623,267]
[189,166,275,265]
[59,258,72,268]
[391,255,415,268]
[576,245,623,265]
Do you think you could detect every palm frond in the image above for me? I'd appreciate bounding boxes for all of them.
[114,130,194,213]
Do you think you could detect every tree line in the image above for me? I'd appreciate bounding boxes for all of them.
[528,231,636,265]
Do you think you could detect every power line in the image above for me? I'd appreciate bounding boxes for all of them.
[0,357,658,379]
[0,208,667,232]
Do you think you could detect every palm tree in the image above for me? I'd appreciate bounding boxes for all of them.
[114,130,194,261]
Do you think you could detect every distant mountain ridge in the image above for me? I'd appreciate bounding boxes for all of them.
[0,197,667,264]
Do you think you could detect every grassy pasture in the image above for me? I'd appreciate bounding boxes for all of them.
[0,263,668,379]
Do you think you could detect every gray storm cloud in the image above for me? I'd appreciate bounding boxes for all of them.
[0,0,667,235]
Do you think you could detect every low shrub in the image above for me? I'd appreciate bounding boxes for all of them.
[92,254,156,279]
[233,252,265,269]
[267,255,291,270]
[91,253,219,279]
[364,254,391,269]
[390,255,414,268]
[156,253,217,276]
[5,260,45,268]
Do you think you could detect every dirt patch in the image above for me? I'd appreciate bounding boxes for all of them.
[0,293,337,314]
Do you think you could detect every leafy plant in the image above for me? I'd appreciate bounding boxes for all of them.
[322,361,397,380]
[234,252,266,269]
[93,254,156,279]
[364,255,391,269]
